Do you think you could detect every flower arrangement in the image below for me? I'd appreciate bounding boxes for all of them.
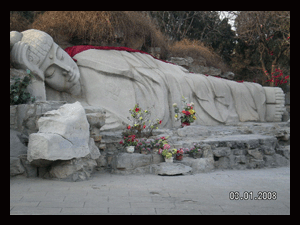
[186,143,202,158]
[119,135,138,147]
[135,138,152,154]
[152,136,168,149]
[123,103,162,138]
[173,96,196,127]
[135,136,169,154]
[176,148,185,160]
[159,144,177,159]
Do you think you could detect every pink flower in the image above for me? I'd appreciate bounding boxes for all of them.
[163,144,170,150]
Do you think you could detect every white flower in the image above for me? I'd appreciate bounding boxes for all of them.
[173,103,177,107]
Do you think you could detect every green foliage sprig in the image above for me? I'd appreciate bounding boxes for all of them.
[10,69,35,105]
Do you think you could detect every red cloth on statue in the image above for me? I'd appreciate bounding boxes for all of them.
[64,45,174,65]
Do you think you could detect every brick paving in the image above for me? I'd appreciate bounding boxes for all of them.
[10,166,290,215]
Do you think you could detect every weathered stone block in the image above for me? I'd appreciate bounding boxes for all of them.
[48,158,97,181]
[247,149,263,160]
[248,159,264,169]
[214,157,231,169]
[212,147,231,157]
[262,146,276,155]
[150,162,192,175]
[10,157,25,176]
[178,157,214,173]
[234,155,246,164]
[112,153,152,170]
[233,149,247,155]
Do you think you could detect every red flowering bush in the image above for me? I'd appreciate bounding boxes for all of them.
[265,67,289,88]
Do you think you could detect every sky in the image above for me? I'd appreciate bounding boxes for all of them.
[218,11,237,31]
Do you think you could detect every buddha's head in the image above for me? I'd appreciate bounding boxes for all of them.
[10,29,80,95]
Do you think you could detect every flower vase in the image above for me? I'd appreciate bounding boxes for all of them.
[126,146,135,153]
[164,157,173,163]
[176,154,183,161]
[181,122,190,127]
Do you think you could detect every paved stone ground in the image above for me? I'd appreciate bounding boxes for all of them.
[10,166,290,215]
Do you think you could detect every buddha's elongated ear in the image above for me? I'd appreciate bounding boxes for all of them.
[10,31,23,50]
[11,41,45,82]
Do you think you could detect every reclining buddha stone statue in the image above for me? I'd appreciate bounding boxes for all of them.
[10,29,286,131]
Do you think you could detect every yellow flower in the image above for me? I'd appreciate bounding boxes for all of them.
[174,114,178,118]
[189,109,195,114]
[193,115,196,120]
[139,117,143,120]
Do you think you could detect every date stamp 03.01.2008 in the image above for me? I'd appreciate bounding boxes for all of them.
[229,191,277,200]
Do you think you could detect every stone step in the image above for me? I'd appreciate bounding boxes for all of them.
[174,134,277,149]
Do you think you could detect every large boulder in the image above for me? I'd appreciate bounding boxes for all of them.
[27,101,91,164]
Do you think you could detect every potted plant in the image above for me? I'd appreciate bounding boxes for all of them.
[151,136,169,154]
[187,143,202,158]
[135,138,152,154]
[119,135,138,153]
[159,144,177,163]
[173,96,197,127]
[176,148,185,161]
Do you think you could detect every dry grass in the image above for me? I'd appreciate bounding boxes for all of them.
[31,11,169,58]
[169,39,230,72]
[10,12,30,32]
[10,11,230,71]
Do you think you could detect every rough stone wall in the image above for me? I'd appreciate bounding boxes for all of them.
[202,135,290,170]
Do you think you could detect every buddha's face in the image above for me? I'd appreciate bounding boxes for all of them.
[40,42,80,94]
[11,30,81,95]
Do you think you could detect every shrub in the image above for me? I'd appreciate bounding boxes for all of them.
[10,11,30,32]
[168,38,230,73]
[31,11,169,58]
[10,70,35,105]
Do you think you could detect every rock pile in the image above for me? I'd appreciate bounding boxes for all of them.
[10,101,105,181]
